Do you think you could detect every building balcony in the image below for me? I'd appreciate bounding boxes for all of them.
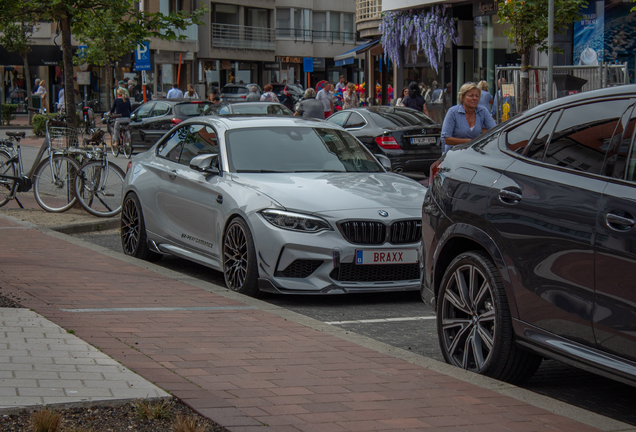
[275,28,358,44]
[211,23,276,50]
[356,0,382,38]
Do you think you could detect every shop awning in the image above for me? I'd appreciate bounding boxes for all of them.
[334,39,380,66]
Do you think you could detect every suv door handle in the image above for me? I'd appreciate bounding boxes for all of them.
[168,170,177,180]
[498,188,522,204]
[606,212,635,231]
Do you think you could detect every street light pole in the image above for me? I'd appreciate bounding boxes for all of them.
[547,0,554,101]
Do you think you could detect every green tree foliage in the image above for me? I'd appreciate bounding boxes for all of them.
[496,0,587,111]
[0,0,203,126]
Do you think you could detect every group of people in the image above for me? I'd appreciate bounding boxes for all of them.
[295,76,359,120]
[166,82,199,100]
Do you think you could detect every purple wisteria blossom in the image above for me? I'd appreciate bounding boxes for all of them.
[379,6,459,73]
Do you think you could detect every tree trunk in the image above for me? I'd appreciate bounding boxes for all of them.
[520,51,530,113]
[106,63,113,111]
[23,55,32,124]
[60,16,77,127]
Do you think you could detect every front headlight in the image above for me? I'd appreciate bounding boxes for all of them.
[260,209,332,233]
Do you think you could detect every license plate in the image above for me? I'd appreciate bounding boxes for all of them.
[355,249,419,265]
[411,137,437,145]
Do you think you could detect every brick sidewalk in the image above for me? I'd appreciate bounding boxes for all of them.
[0,217,614,432]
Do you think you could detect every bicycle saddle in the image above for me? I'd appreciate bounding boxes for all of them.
[83,129,106,145]
[6,132,26,138]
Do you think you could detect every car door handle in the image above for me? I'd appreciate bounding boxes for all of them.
[606,212,635,231]
[168,170,177,180]
[216,194,223,204]
[498,188,522,204]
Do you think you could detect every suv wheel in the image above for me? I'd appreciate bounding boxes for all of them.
[437,251,541,384]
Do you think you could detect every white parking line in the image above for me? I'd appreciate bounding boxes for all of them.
[325,316,436,325]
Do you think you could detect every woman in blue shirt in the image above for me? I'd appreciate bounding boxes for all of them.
[441,82,496,154]
[477,80,492,110]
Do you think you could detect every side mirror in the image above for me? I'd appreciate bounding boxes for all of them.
[375,154,391,171]
[190,153,220,175]
[130,113,138,121]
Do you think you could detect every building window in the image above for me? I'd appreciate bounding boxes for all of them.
[343,13,354,41]
[213,3,238,25]
[276,8,291,37]
[246,7,269,28]
[294,9,310,30]
[169,0,190,13]
[313,11,326,39]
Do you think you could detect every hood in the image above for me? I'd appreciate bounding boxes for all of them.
[231,172,426,213]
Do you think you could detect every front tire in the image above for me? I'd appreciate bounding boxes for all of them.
[122,130,132,159]
[223,218,259,297]
[437,251,541,384]
[0,150,17,207]
[120,193,162,261]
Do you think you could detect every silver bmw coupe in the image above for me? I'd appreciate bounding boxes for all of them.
[121,116,426,297]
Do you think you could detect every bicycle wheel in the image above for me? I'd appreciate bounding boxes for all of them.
[74,161,125,217]
[0,149,17,207]
[110,128,119,157]
[32,154,80,212]
[122,130,132,159]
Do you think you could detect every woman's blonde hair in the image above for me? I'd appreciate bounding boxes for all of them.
[457,82,480,104]
[346,82,356,93]
[117,88,128,102]
[477,80,488,91]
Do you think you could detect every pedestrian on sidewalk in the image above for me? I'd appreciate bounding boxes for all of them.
[184,84,199,99]
[316,82,334,119]
[260,84,279,103]
[246,86,260,101]
[35,79,48,112]
[402,81,429,117]
[166,83,183,99]
[294,88,324,119]
[343,82,359,109]
[477,80,493,111]
[441,82,496,155]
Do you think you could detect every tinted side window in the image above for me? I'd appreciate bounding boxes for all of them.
[151,102,171,117]
[345,112,366,128]
[180,125,219,166]
[505,116,543,153]
[606,105,635,180]
[135,103,154,119]
[526,112,560,161]
[157,126,188,161]
[543,100,628,174]
[328,112,349,127]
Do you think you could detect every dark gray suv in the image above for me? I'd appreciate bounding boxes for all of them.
[422,85,636,386]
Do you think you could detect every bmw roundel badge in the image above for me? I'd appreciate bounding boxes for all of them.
[378,210,389,217]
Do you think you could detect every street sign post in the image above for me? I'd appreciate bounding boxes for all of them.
[303,57,313,89]
[134,42,151,71]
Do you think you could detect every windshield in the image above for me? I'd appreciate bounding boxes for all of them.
[226,127,384,173]
[369,108,439,128]
[174,102,214,117]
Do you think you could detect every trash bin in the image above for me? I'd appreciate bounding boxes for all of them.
[31,95,41,109]
[553,74,588,99]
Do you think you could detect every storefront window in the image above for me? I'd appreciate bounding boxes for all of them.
[474,15,518,95]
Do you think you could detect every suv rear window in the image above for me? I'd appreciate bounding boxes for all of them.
[174,102,214,117]
[221,86,247,94]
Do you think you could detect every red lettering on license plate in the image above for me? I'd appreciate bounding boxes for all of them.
[373,252,404,262]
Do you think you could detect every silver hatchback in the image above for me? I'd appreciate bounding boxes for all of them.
[121,116,426,297]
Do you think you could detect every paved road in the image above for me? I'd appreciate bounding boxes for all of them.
[70,229,636,427]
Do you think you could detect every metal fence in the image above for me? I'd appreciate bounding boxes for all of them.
[211,24,276,50]
[493,62,629,122]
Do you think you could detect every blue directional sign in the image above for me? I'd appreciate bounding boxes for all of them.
[303,57,313,73]
[78,44,88,59]
[134,42,151,71]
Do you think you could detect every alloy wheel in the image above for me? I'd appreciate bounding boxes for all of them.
[224,223,248,290]
[121,196,140,255]
[439,263,496,372]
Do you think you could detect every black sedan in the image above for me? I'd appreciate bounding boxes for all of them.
[327,107,441,179]
[205,101,293,116]
[127,99,214,153]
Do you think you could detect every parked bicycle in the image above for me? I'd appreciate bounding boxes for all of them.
[73,129,125,217]
[0,120,81,212]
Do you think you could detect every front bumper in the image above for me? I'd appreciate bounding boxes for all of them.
[249,211,422,294]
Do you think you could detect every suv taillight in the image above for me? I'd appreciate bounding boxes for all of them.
[374,136,401,149]
[429,160,442,182]
[126,161,132,173]
[171,118,182,125]
[240,95,246,99]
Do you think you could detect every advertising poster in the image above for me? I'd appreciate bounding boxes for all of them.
[603,0,636,67]
[574,0,604,65]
